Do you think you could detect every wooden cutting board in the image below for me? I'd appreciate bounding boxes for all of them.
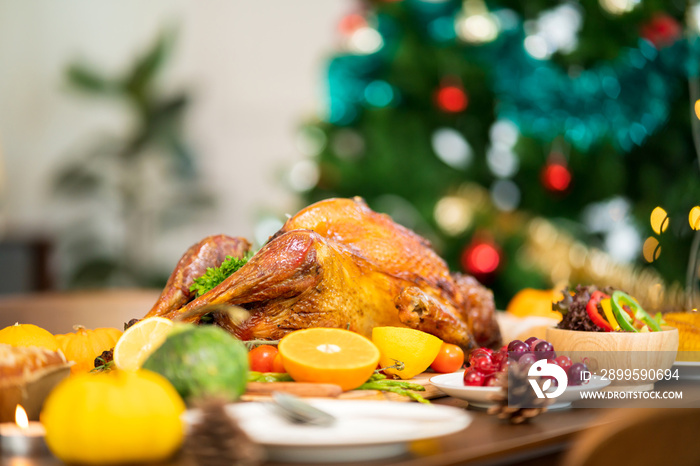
[241,371,447,402]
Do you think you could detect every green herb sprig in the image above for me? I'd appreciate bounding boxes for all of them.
[189,255,249,297]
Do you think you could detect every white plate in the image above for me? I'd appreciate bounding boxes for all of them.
[430,371,611,409]
[673,360,700,380]
[184,400,472,463]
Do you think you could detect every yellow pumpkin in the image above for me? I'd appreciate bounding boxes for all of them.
[506,288,564,321]
[55,326,122,374]
[41,370,185,464]
[0,323,59,351]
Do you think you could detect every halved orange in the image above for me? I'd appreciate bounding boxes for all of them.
[372,327,442,379]
[278,328,380,391]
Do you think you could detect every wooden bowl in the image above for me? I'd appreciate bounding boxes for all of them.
[545,327,679,391]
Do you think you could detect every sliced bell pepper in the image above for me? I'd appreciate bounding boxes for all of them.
[586,291,613,331]
[600,298,620,331]
[610,291,661,332]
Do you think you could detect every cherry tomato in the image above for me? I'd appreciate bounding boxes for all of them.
[248,345,278,373]
[272,352,286,373]
[430,342,465,373]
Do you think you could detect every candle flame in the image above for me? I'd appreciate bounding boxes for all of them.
[15,404,29,429]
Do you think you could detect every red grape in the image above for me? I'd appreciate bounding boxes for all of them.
[471,355,496,374]
[533,340,555,360]
[568,362,589,386]
[463,369,486,386]
[553,355,573,373]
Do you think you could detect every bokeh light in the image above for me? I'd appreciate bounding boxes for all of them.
[695,100,700,120]
[435,85,468,113]
[455,13,499,44]
[642,237,661,262]
[331,129,365,159]
[490,179,521,212]
[431,128,473,169]
[689,206,700,230]
[434,196,473,235]
[462,242,500,274]
[364,80,395,107]
[599,0,639,15]
[295,126,327,157]
[486,145,519,178]
[650,206,669,235]
[347,27,383,54]
[288,160,319,192]
[541,163,571,192]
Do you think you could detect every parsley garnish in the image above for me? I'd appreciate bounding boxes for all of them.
[189,255,249,297]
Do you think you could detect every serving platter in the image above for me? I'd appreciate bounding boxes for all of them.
[672,360,700,380]
[185,400,472,463]
[429,371,610,409]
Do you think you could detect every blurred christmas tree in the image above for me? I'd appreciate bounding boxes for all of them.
[297,0,700,309]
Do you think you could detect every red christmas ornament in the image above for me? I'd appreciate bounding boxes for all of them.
[541,162,571,193]
[338,13,367,36]
[641,14,681,48]
[435,85,469,113]
[461,238,501,282]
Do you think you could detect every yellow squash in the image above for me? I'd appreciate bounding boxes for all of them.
[41,370,185,464]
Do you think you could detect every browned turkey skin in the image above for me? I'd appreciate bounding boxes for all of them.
[144,198,501,352]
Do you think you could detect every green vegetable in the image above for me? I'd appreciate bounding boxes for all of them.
[189,255,249,297]
[611,291,661,332]
[142,325,249,402]
[248,371,294,383]
[356,373,429,403]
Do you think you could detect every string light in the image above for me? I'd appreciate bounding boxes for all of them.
[689,206,700,230]
[643,236,661,262]
[650,206,669,235]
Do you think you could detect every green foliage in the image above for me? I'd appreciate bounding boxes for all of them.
[190,255,250,297]
[53,28,213,288]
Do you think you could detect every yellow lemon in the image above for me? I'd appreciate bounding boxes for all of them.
[41,370,185,464]
[372,327,442,379]
[0,323,59,351]
[113,317,173,371]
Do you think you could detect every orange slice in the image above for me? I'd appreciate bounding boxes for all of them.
[372,327,442,379]
[278,328,380,391]
[113,317,173,371]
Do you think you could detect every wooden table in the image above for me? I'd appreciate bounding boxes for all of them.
[1,291,698,466]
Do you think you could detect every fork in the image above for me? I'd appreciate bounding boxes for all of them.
[268,392,336,426]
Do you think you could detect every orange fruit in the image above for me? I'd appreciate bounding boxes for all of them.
[372,327,442,379]
[113,317,173,371]
[0,323,59,351]
[278,328,380,391]
[506,288,563,321]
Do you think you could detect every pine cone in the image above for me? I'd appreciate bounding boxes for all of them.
[183,398,264,466]
[487,363,551,424]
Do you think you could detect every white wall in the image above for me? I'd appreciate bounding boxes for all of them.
[0,0,347,278]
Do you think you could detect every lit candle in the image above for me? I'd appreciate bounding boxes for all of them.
[0,405,48,457]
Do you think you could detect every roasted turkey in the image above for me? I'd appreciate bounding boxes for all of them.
[144,197,501,351]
